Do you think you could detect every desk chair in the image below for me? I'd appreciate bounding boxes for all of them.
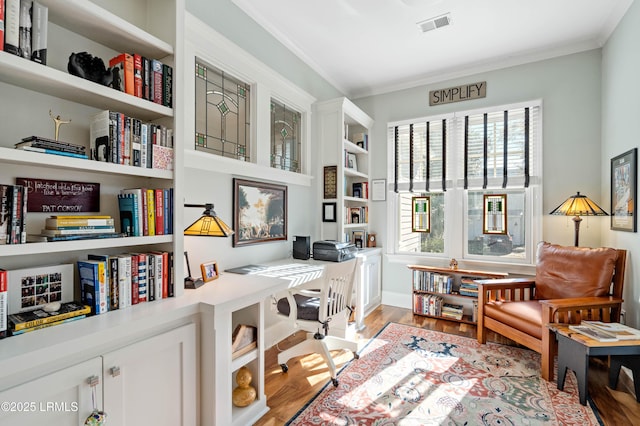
[276,258,359,386]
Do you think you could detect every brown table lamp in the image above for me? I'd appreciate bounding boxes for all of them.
[184,203,233,288]
[549,192,609,246]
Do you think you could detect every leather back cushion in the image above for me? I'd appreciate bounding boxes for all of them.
[535,241,618,299]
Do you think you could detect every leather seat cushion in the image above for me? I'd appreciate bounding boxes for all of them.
[484,300,543,339]
[535,242,618,299]
[277,294,320,321]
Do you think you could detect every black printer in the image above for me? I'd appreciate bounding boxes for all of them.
[312,240,357,262]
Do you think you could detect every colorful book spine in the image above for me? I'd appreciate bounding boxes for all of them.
[117,255,132,309]
[155,189,164,235]
[146,189,155,236]
[0,0,5,52]
[133,53,143,98]
[136,253,148,302]
[19,146,89,159]
[9,303,91,331]
[130,253,139,305]
[11,315,86,335]
[0,269,7,338]
[117,193,137,237]
[108,53,126,92]
[78,260,108,315]
[163,63,173,108]
[46,217,114,228]
[142,56,150,100]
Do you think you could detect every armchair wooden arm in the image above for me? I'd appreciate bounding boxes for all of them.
[540,296,624,325]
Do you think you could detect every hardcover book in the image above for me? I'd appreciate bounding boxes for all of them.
[77,259,108,315]
[4,0,20,55]
[151,59,163,105]
[133,53,143,98]
[30,1,47,64]
[8,301,91,331]
[0,0,5,52]
[0,269,7,338]
[18,0,31,59]
[117,193,137,237]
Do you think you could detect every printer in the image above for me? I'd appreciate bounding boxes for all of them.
[312,240,358,262]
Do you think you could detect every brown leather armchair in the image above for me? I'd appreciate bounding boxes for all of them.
[477,241,626,381]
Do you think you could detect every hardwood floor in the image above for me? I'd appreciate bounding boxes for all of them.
[255,305,640,425]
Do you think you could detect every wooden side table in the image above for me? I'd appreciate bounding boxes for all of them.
[549,323,640,405]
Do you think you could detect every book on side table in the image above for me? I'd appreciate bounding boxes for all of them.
[569,321,640,342]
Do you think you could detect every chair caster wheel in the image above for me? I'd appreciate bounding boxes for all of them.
[331,378,339,387]
[280,363,288,373]
[353,352,359,360]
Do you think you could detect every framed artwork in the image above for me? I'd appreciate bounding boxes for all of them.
[371,179,386,201]
[7,264,74,314]
[322,202,336,222]
[323,166,337,199]
[412,196,430,232]
[611,148,637,232]
[483,194,507,234]
[346,153,358,171]
[200,261,219,282]
[233,178,287,247]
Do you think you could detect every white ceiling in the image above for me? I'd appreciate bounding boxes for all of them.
[232,0,633,98]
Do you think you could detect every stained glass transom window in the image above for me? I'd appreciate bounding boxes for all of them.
[195,59,250,161]
[270,99,301,173]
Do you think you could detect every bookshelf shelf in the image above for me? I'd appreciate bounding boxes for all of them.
[0,235,173,257]
[0,54,173,122]
[38,0,174,59]
[0,147,173,179]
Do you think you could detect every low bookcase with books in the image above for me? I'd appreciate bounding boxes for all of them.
[409,264,507,324]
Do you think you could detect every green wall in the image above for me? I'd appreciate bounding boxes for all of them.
[602,0,640,327]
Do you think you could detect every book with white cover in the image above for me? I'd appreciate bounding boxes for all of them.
[581,321,640,340]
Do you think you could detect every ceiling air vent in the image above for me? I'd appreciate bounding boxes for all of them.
[417,13,451,33]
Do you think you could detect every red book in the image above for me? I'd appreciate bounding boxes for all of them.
[133,54,143,98]
[155,189,164,235]
[130,254,139,305]
[109,53,134,95]
[0,0,5,52]
[1,269,7,338]
[161,251,169,299]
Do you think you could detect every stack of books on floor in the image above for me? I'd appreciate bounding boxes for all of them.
[441,303,464,320]
[28,215,124,242]
[15,136,88,159]
[458,276,479,297]
[7,301,91,336]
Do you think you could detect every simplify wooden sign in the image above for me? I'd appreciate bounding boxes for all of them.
[429,81,486,106]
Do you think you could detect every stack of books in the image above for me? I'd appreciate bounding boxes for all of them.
[441,303,464,320]
[458,276,480,297]
[7,301,91,336]
[569,321,640,342]
[29,215,121,242]
[15,136,88,159]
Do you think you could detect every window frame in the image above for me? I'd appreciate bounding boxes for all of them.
[387,100,543,267]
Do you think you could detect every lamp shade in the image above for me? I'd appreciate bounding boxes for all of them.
[549,192,609,217]
[184,203,234,237]
[549,192,608,247]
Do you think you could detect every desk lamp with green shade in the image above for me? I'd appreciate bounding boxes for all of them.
[184,203,233,288]
[549,192,608,247]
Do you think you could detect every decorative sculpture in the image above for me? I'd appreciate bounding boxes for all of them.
[49,110,71,141]
[67,51,113,87]
[232,366,257,407]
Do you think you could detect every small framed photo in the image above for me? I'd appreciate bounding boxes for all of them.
[200,261,219,282]
[611,148,637,232]
[346,153,358,171]
[323,202,337,222]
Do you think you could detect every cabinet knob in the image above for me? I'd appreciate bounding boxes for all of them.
[87,375,100,387]
[110,366,121,377]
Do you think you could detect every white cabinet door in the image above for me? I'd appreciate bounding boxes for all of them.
[0,357,102,426]
[102,323,197,426]
[363,252,382,314]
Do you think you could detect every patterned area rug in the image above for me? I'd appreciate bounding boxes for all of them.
[287,322,601,425]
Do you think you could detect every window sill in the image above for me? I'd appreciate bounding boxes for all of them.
[385,253,535,276]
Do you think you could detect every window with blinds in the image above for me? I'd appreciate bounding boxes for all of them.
[389,101,541,263]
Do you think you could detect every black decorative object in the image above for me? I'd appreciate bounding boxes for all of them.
[67,51,114,87]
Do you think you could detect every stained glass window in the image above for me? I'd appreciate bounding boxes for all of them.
[270,99,301,173]
[195,59,250,161]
